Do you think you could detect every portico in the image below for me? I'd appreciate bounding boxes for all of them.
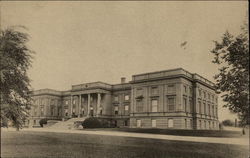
[69,92,104,118]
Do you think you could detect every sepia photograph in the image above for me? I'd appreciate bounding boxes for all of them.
[0,1,249,158]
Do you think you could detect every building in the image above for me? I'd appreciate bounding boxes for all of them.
[26,68,219,130]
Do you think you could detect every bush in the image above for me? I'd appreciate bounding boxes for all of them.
[39,118,47,127]
[82,117,102,128]
[222,119,234,126]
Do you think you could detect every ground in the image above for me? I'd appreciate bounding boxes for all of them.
[1,131,248,158]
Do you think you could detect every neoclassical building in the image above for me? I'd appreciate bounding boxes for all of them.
[27,68,219,130]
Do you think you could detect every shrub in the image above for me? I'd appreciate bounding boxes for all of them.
[82,117,102,128]
[39,118,47,127]
[222,119,234,126]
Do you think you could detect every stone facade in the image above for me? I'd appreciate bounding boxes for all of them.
[26,68,219,130]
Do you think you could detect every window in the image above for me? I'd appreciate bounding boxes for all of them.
[125,105,129,111]
[189,87,193,95]
[152,120,156,127]
[208,93,211,100]
[66,100,68,105]
[190,119,193,129]
[212,95,214,102]
[151,99,158,112]
[34,107,37,116]
[65,109,68,116]
[168,119,174,128]
[183,98,187,112]
[40,106,44,116]
[203,102,206,114]
[185,119,187,128]
[124,120,128,126]
[114,96,119,102]
[204,121,207,129]
[137,88,143,96]
[51,106,54,116]
[167,84,175,93]
[184,85,187,93]
[114,106,118,115]
[199,120,202,129]
[136,100,143,112]
[82,108,85,115]
[34,120,36,125]
[125,95,129,101]
[137,120,141,127]
[203,92,206,98]
[208,104,210,116]
[189,98,193,113]
[151,87,158,95]
[212,105,214,116]
[199,89,202,96]
[198,101,202,114]
[99,107,102,115]
[73,100,76,105]
[167,97,175,111]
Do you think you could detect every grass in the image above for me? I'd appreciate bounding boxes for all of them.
[1,131,248,158]
[82,128,244,138]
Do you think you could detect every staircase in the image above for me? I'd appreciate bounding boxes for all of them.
[48,117,86,130]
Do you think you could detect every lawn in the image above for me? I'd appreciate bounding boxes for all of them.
[1,131,248,158]
[82,127,245,138]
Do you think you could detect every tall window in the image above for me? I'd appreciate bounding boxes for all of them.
[114,106,118,115]
[185,119,187,129]
[212,105,214,116]
[151,99,158,112]
[40,106,44,116]
[167,84,175,93]
[152,120,156,127]
[125,105,129,111]
[208,104,210,116]
[203,102,206,114]
[65,100,68,105]
[199,89,202,96]
[167,96,175,112]
[137,88,143,96]
[136,100,143,112]
[65,109,68,116]
[189,98,193,113]
[51,106,54,116]
[168,119,174,128]
[151,87,159,96]
[137,120,141,127]
[124,95,129,101]
[34,107,37,116]
[203,92,206,99]
[199,120,202,129]
[189,87,193,95]
[198,101,202,114]
[183,98,187,112]
[184,85,187,93]
[114,96,119,102]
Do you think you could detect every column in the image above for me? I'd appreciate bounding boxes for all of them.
[78,94,81,118]
[87,94,90,117]
[97,93,101,116]
[70,95,73,117]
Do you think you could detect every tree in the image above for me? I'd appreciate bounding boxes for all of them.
[211,22,249,126]
[0,26,34,130]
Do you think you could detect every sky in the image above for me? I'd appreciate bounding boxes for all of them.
[1,1,248,121]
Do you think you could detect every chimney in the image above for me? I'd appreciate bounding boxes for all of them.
[121,77,126,84]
